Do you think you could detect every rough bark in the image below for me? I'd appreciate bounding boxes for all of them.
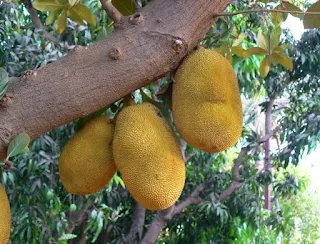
[125,203,146,243]
[0,0,232,159]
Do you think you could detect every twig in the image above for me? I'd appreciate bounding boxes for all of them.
[214,9,320,17]
[23,0,58,43]
[100,0,122,23]
[134,0,142,9]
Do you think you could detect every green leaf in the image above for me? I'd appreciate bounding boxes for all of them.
[56,10,67,33]
[283,2,304,18]
[303,1,320,29]
[245,47,268,56]
[257,30,269,51]
[115,175,125,188]
[70,3,96,25]
[33,0,65,11]
[272,44,290,53]
[259,55,271,78]
[232,33,246,46]
[226,48,232,64]
[0,67,9,100]
[112,0,136,16]
[231,46,248,58]
[271,27,281,50]
[67,9,85,25]
[74,105,110,132]
[58,234,77,241]
[7,133,31,159]
[215,44,228,56]
[271,4,287,25]
[46,8,64,25]
[68,0,80,7]
[271,53,293,70]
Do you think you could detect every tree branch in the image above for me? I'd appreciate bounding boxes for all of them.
[214,9,320,17]
[0,0,232,159]
[174,184,205,214]
[258,125,280,143]
[22,0,58,43]
[219,147,249,200]
[100,0,122,23]
[141,145,262,243]
[125,202,146,243]
[141,184,204,244]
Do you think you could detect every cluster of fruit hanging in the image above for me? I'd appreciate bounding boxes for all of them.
[0,47,243,243]
[59,47,243,210]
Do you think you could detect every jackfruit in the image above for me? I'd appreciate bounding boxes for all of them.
[0,184,11,244]
[59,115,117,195]
[113,103,185,210]
[172,47,243,152]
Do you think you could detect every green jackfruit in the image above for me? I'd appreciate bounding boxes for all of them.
[113,103,185,210]
[59,115,117,195]
[0,184,10,244]
[172,47,243,152]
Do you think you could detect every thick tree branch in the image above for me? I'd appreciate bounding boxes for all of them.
[141,185,204,244]
[219,147,249,200]
[100,0,122,23]
[258,125,280,144]
[214,9,320,17]
[173,184,205,214]
[22,0,58,43]
[125,202,146,243]
[0,0,232,159]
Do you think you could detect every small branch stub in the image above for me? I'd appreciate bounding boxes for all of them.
[172,39,184,53]
[100,0,122,23]
[0,127,13,144]
[129,13,144,25]
[108,47,122,60]
[3,160,13,170]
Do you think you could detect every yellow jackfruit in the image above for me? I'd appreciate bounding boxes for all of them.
[113,103,185,210]
[172,47,243,152]
[0,184,11,244]
[59,115,117,195]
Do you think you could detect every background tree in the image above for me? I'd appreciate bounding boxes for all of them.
[0,0,320,243]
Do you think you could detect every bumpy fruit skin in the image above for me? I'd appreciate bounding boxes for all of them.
[0,184,11,244]
[113,103,185,210]
[59,115,117,195]
[172,47,243,152]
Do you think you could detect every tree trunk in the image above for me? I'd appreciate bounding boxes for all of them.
[0,0,232,159]
[125,203,146,243]
[264,93,277,211]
